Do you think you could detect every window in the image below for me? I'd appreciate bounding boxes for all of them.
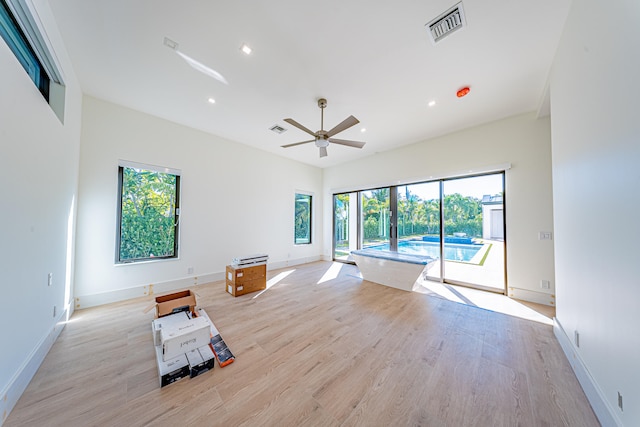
[294,193,312,245]
[0,0,65,121]
[116,162,181,263]
[1,0,48,98]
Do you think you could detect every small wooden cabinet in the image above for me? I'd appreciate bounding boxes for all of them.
[225,264,266,297]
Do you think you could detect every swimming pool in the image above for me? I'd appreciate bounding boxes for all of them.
[367,240,483,262]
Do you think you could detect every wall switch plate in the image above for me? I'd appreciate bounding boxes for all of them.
[574,330,580,347]
[47,273,53,287]
[53,305,56,317]
[538,231,553,240]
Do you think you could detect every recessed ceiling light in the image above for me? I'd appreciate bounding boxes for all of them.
[428,100,437,107]
[361,128,367,133]
[240,44,252,55]
[208,97,216,104]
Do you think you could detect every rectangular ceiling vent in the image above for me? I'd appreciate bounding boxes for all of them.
[426,2,466,44]
[269,124,287,134]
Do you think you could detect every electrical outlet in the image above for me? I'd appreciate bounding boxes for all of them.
[574,330,580,348]
[48,273,53,287]
[618,392,623,411]
[538,231,553,240]
[540,280,551,289]
[187,267,194,275]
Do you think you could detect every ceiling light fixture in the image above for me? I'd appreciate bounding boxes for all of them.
[428,100,437,107]
[208,97,216,104]
[240,44,252,55]
[361,128,367,133]
[456,86,470,98]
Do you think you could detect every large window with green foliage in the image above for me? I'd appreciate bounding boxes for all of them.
[294,193,312,245]
[116,163,181,263]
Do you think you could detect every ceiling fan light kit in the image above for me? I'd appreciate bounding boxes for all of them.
[281,98,366,158]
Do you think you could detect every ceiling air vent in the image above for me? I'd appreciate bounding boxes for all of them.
[269,124,287,134]
[426,2,466,44]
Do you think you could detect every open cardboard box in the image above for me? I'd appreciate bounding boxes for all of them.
[146,290,197,318]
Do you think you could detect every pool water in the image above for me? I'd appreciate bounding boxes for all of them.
[368,240,482,262]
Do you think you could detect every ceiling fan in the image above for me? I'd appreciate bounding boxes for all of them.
[281,98,366,158]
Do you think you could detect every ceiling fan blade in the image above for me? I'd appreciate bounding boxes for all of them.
[326,115,359,138]
[328,138,366,149]
[284,118,317,137]
[281,139,315,148]
[319,146,328,158]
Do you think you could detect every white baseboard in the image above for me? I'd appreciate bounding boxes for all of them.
[267,255,322,270]
[508,286,555,306]
[553,318,621,427]
[1,308,69,426]
[74,272,224,309]
[74,256,323,309]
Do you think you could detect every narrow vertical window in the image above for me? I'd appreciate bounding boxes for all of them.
[294,193,312,245]
[116,163,181,263]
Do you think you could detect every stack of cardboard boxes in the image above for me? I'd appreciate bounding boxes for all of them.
[150,290,234,387]
[226,253,269,297]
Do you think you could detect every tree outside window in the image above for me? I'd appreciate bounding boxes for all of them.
[116,164,180,263]
[295,193,312,245]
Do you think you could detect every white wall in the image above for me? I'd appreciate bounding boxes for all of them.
[322,113,555,303]
[550,0,640,425]
[0,0,82,422]
[74,96,323,307]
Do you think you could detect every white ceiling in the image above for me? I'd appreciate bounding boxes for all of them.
[48,0,570,168]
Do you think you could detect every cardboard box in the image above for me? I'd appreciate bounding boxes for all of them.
[186,345,216,378]
[155,345,190,387]
[151,311,190,346]
[226,264,266,283]
[154,290,197,318]
[161,316,211,361]
[226,264,266,297]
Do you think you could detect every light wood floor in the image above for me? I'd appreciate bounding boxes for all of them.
[6,261,599,426]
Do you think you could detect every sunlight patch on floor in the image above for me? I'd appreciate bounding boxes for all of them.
[252,269,295,298]
[415,280,553,325]
[317,262,344,284]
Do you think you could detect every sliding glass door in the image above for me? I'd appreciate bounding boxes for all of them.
[332,172,505,293]
[333,192,358,261]
[360,188,390,249]
[396,182,442,280]
[442,174,505,291]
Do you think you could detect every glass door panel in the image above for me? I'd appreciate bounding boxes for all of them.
[360,188,390,249]
[397,182,442,280]
[442,174,504,291]
[333,192,358,261]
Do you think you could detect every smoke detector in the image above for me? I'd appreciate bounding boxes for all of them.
[426,2,466,44]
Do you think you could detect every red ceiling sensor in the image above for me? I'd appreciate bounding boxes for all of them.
[456,86,470,98]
